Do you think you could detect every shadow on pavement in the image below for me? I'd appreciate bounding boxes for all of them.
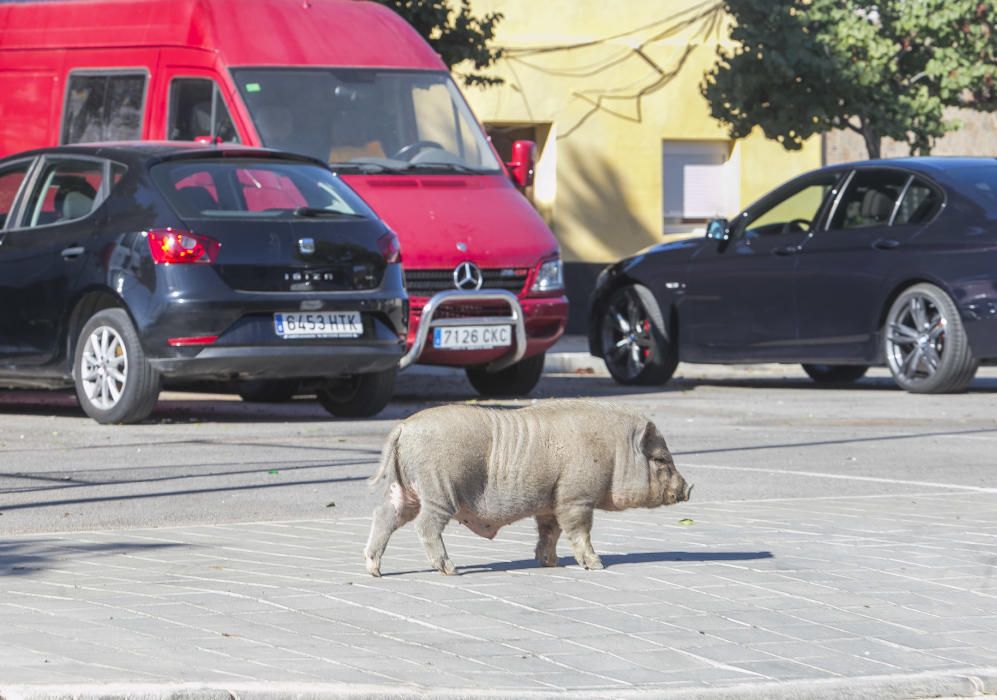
[382,550,775,576]
[0,539,183,577]
[1,370,995,424]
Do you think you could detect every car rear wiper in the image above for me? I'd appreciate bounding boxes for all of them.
[293,207,365,219]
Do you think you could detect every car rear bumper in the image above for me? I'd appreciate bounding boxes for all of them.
[150,341,404,380]
[403,293,568,368]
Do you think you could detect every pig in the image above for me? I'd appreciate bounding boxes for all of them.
[363,399,691,577]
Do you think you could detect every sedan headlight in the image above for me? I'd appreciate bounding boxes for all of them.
[530,257,564,293]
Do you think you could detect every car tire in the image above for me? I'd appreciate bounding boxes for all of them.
[599,284,678,386]
[801,364,869,385]
[73,308,160,424]
[236,379,299,403]
[884,283,978,394]
[316,368,396,418]
[465,352,545,397]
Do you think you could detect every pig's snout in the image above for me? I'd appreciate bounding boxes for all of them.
[664,474,692,505]
[681,482,694,502]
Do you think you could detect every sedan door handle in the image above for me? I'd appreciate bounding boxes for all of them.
[61,245,85,259]
[872,238,900,251]
[772,245,800,256]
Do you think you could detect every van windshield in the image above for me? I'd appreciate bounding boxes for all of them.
[232,69,502,174]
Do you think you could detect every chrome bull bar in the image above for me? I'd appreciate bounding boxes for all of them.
[398,289,527,372]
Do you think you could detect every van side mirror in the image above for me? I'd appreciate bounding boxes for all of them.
[194,135,223,145]
[706,217,729,241]
[506,139,536,189]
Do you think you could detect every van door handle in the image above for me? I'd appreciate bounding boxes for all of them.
[61,245,85,259]
[872,238,900,251]
[772,245,800,256]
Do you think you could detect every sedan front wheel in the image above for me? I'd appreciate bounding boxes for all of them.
[884,283,978,393]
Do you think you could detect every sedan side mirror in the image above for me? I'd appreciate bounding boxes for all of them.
[506,139,536,189]
[706,217,729,241]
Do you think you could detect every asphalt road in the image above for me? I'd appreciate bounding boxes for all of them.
[1,363,996,536]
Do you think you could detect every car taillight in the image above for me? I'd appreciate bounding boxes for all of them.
[377,231,401,264]
[146,229,220,265]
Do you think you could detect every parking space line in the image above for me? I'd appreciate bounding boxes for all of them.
[682,463,997,493]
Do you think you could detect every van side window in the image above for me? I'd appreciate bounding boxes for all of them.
[23,159,105,227]
[0,161,32,229]
[62,73,146,144]
[168,79,239,143]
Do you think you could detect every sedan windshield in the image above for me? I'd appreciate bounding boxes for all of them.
[232,69,502,173]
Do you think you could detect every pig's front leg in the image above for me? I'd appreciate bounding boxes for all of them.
[556,504,603,570]
[534,514,561,567]
[414,507,457,575]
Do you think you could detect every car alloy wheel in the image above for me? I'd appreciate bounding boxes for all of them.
[883,283,977,393]
[602,287,653,381]
[599,285,677,386]
[80,325,128,410]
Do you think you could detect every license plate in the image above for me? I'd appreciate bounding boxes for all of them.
[433,325,511,350]
[274,311,362,338]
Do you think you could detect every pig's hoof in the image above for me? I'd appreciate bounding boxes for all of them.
[584,556,604,570]
[439,559,457,576]
[365,553,382,577]
[536,552,559,567]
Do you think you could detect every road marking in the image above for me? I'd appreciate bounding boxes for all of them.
[683,462,997,493]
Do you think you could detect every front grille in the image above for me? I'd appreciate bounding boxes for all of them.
[405,268,528,296]
[431,302,515,319]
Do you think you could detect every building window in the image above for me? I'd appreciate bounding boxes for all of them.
[662,140,739,235]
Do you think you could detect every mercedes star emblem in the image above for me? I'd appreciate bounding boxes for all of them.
[453,261,484,290]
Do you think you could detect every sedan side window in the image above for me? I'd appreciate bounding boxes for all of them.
[23,159,106,228]
[829,170,908,230]
[894,178,942,226]
[742,175,838,238]
[0,161,32,229]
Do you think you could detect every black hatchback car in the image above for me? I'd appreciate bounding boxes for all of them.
[0,143,407,423]
[590,157,997,394]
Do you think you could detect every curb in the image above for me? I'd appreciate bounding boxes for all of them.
[3,668,996,700]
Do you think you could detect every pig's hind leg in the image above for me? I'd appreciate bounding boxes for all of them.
[364,483,419,577]
[556,505,604,570]
[414,506,458,576]
[534,514,562,567]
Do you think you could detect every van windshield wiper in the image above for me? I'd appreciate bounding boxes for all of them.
[403,162,487,174]
[293,207,365,219]
[328,161,407,175]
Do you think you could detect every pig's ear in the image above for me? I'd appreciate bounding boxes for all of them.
[639,421,659,457]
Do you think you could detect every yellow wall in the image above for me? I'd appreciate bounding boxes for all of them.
[463,0,822,263]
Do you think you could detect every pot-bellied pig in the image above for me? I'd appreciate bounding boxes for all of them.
[364,399,692,576]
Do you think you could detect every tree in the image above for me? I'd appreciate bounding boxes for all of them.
[701,0,997,158]
[374,0,504,87]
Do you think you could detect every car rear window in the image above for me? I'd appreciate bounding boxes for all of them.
[151,159,374,219]
[945,166,997,216]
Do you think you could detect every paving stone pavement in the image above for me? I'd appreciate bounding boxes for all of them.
[2,489,996,698]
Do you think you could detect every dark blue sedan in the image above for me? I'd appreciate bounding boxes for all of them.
[589,158,997,393]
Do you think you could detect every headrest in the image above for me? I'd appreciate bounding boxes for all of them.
[54,175,97,221]
[61,191,94,220]
[860,188,894,223]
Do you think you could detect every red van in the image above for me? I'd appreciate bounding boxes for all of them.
[0,0,568,397]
